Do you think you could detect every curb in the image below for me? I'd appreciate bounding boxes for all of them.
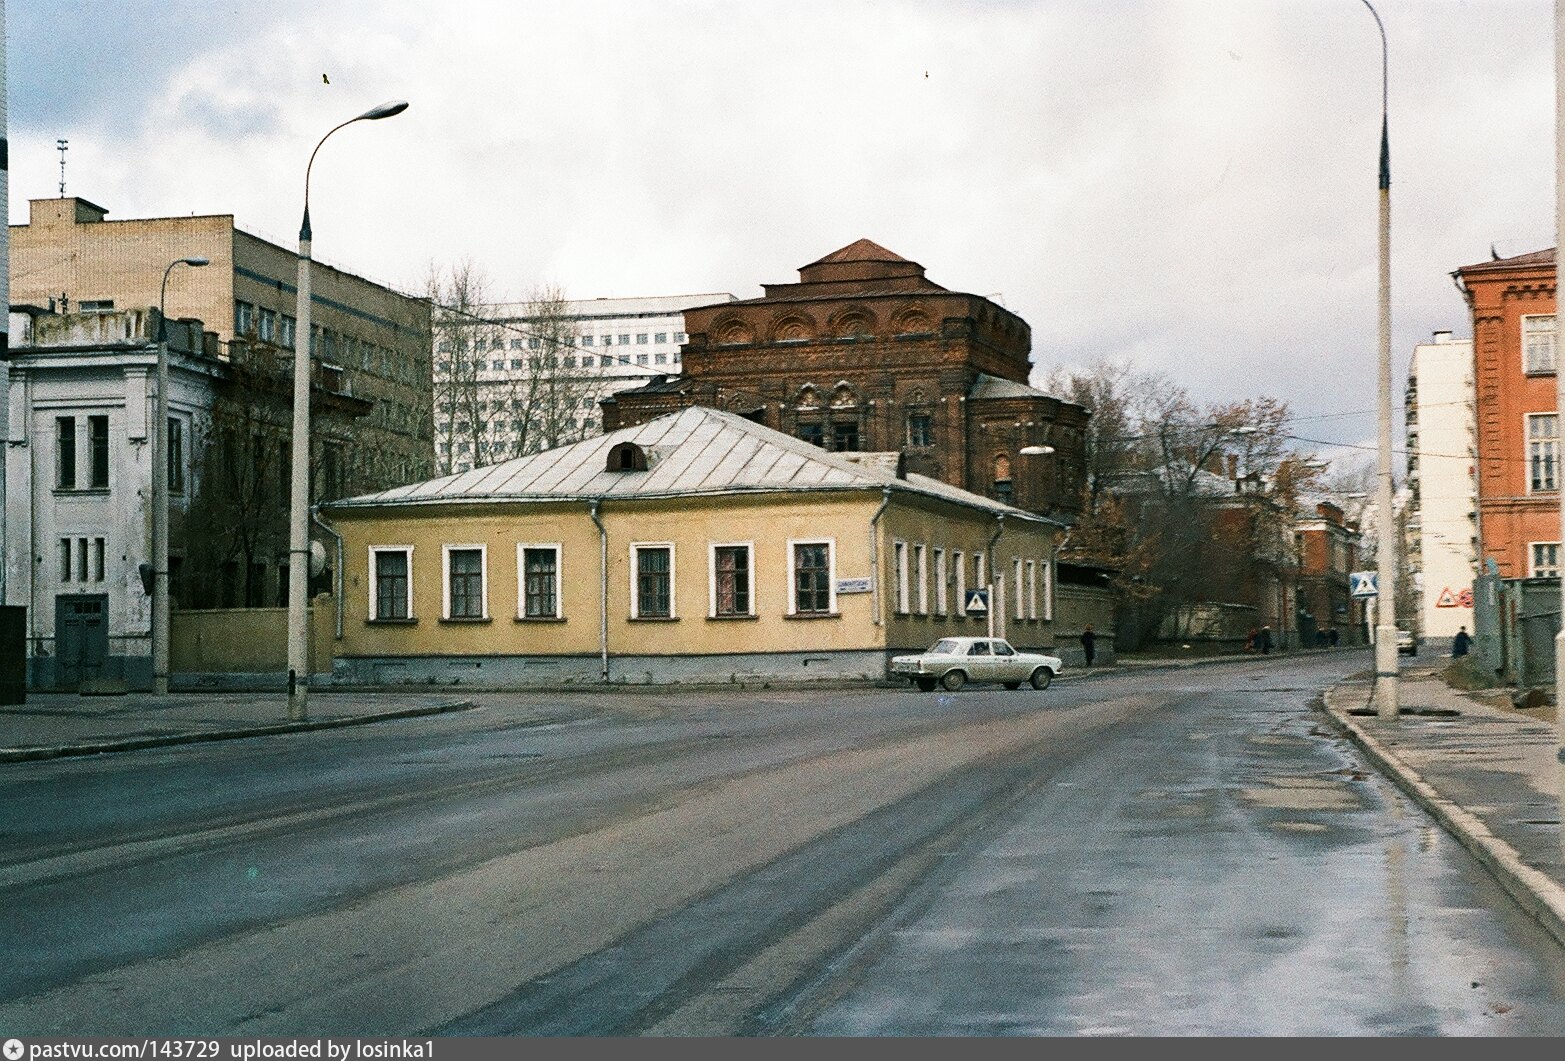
[0,700,477,764]
[1320,684,1565,952]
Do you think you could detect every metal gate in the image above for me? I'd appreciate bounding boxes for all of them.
[55,594,108,690]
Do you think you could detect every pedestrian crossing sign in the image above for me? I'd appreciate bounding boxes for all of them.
[1349,571,1379,599]
[964,589,989,615]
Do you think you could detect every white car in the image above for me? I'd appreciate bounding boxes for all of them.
[891,637,1063,692]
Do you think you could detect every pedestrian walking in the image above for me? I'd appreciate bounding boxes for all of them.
[1328,628,1339,648]
[1259,625,1273,655]
[1452,626,1471,658]
[1245,626,1259,654]
[1080,624,1097,668]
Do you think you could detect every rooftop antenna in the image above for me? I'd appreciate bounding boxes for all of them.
[56,139,68,197]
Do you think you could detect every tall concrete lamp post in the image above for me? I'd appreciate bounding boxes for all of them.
[1361,0,1398,720]
[1554,0,1565,856]
[153,255,210,696]
[287,100,408,721]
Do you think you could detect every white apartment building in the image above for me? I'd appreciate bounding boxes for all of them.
[3,309,220,690]
[1404,330,1477,640]
[435,292,736,473]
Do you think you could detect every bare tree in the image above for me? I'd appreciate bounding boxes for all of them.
[429,270,600,471]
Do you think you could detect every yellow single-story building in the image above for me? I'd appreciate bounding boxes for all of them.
[320,407,1064,685]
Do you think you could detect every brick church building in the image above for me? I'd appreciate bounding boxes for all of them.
[602,240,1089,519]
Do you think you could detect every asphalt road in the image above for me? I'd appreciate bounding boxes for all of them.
[3,652,1564,1035]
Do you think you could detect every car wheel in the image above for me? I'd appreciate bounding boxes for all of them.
[1003,681,1021,690]
[940,670,967,692]
[1030,667,1053,690]
[916,677,936,692]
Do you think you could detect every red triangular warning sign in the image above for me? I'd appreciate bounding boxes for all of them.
[1436,587,1457,607]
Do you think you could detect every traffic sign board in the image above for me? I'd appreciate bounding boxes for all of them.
[964,589,989,615]
[1349,571,1379,599]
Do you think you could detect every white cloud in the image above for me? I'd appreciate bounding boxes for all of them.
[8,0,1555,456]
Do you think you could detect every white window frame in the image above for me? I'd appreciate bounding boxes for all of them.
[630,541,677,618]
[708,540,755,617]
[1013,557,1025,620]
[954,550,966,617]
[1524,314,1558,375]
[368,545,415,621]
[975,551,987,592]
[1026,559,1038,620]
[516,542,563,619]
[787,537,838,616]
[914,543,928,615]
[893,539,909,614]
[1527,412,1559,493]
[934,548,947,615]
[1043,554,1055,621]
[1530,541,1561,578]
[441,543,489,620]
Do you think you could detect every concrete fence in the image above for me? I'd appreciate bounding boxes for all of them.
[171,601,334,688]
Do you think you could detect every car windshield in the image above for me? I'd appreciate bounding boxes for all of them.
[929,639,963,655]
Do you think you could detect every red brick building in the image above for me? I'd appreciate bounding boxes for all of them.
[1455,249,1559,580]
[1295,501,1363,644]
[602,240,1089,519]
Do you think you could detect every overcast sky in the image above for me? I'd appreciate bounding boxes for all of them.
[7,0,1554,458]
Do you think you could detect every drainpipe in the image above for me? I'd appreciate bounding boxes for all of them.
[986,513,1006,640]
[588,498,608,682]
[869,487,893,626]
[311,504,345,640]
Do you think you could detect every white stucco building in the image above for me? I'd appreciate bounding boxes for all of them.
[3,308,220,689]
[435,292,735,473]
[1404,329,1477,640]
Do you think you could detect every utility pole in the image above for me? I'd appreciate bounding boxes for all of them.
[1363,0,1399,721]
[1553,0,1565,858]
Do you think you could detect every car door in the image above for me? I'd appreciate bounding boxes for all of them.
[991,640,1023,682]
[965,640,994,682]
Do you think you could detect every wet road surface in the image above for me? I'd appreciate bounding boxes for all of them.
[3,652,1564,1035]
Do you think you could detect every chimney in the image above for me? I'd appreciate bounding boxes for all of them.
[1433,330,1453,344]
[1226,454,1238,480]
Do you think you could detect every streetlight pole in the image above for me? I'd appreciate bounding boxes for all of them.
[1553,0,1565,858]
[1362,0,1398,720]
[287,100,408,721]
[153,256,209,696]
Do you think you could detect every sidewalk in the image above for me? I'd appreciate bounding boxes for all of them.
[0,690,474,763]
[1323,667,1565,949]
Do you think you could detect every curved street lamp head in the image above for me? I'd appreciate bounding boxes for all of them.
[1019,445,1056,456]
[358,100,409,121]
[160,256,213,339]
[181,256,211,268]
[302,100,412,242]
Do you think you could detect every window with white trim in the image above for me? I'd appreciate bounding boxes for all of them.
[954,550,966,616]
[934,548,947,615]
[1026,560,1038,620]
[975,551,987,591]
[1531,542,1560,578]
[1528,413,1558,492]
[790,539,836,615]
[518,543,561,619]
[442,545,488,619]
[1043,556,1054,621]
[369,546,413,620]
[1524,314,1557,375]
[913,544,928,615]
[632,543,675,618]
[1013,558,1025,620]
[893,540,909,614]
[710,542,754,617]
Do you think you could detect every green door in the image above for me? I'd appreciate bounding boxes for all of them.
[55,595,108,690]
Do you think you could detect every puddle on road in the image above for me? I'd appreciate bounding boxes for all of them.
[1238,777,1363,812]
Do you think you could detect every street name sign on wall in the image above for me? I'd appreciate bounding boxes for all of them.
[836,577,871,594]
[1349,572,1379,599]
[965,589,989,615]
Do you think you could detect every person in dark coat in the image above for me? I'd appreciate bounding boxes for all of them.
[1452,626,1471,658]
[1080,624,1097,667]
[1259,625,1273,655]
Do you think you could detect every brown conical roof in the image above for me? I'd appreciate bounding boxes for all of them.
[803,239,912,268]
